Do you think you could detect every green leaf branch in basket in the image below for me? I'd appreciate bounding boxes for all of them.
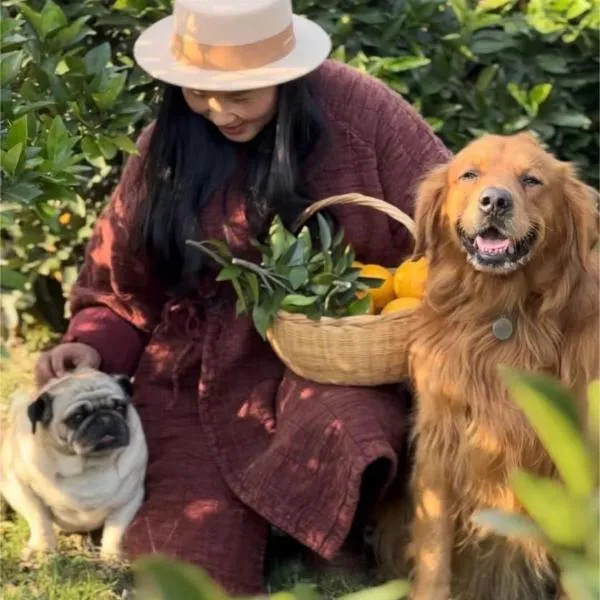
[317,212,332,251]
[280,294,319,311]
[186,213,386,340]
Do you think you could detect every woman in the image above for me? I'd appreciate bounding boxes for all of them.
[36,0,450,594]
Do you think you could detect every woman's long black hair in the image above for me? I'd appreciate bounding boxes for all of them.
[130,77,327,294]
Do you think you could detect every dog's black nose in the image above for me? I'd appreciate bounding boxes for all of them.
[479,187,513,215]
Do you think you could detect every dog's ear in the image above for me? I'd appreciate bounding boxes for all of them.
[27,392,54,435]
[562,162,599,267]
[412,163,449,260]
[112,374,133,398]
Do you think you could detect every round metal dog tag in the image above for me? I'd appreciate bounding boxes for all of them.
[492,316,513,341]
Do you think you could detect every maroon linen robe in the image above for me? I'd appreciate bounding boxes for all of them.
[63,60,450,594]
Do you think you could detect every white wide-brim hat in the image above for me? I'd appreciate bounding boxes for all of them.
[133,0,332,92]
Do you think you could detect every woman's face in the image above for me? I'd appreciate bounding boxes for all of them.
[182,86,278,143]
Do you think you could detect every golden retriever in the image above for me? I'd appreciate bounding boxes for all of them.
[377,132,599,600]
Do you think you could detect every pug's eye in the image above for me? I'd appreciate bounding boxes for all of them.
[114,404,128,416]
[66,411,87,427]
[460,169,479,181]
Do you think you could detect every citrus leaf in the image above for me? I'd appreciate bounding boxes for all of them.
[472,508,543,539]
[133,554,230,600]
[536,54,570,74]
[280,294,319,310]
[297,225,312,261]
[2,183,43,203]
[230,278,247,313]
[311,273,335,286]
[345,295,372,316]
[110,134,139,154]
[246,272,259,304]
[39,0,68,38]
[216,266,242,282]
[530,83,552,108]
[19,5,44,37]
[1,143,23,176]
[501,367,595,496]
[6,115,28,150]
[289,266,308,290]
[0,51,25,87]
[84,42,111,75]
[269,215,296,262]
[332,226,345,249]
[339,579,410,600]
[290,582,320,600]
[235,298,245,317]
[317,213,332,251]
[1,269,28,291]
[510,470,590,548]
[252,304,271,339]
[359,276,388,289]
[287,239,305,267]
[46,116,73,165]
[546,111,592,129]
[471,33,518,54]
[476,0,514,11]
[559,550,600,600]
[97,136,118,159]
[383,55,431,72]
[475,64,500,92]
[52,15,92,48]
[92,73,126,110]
[81,135,105,168]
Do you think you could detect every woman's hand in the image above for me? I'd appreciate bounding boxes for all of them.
[35,343,101,387]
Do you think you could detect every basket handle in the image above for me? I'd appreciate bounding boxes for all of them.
[293,193,415,238]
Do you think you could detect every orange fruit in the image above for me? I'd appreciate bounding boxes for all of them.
[393,257,428,299]
[58,212,72,225]
[359,264,395,311]
[381,296,421,314]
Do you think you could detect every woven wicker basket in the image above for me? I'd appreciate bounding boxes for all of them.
[266,193,417,386]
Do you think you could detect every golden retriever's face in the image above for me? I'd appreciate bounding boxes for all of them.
[414,133,598,275]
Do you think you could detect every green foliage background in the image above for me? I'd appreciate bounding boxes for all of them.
[1,0,598,346]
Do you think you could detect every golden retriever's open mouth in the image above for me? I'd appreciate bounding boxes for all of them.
[457,224,538,273]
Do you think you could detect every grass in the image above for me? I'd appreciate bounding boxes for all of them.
[0,347,370,599]
[1,519,131,600]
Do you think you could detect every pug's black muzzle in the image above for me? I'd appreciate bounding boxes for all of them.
[71,411,130,455]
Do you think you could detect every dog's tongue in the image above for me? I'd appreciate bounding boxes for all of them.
[476,235,510,253]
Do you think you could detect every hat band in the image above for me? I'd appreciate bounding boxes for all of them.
[170,23,296,72]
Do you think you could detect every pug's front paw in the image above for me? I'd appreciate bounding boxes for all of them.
[20,540,55,566]
[99,543,123,563]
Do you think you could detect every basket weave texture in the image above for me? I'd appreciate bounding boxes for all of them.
[266,193,417,386]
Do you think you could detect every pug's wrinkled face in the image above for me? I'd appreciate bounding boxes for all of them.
[28,369,133,457]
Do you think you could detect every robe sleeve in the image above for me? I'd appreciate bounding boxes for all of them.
[62,123,164,375]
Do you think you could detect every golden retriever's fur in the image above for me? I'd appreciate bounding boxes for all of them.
[376,133,599,600]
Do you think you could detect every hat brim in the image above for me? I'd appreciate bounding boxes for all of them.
[133,14,332,92]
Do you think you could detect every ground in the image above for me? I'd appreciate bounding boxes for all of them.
[0,347,369,599]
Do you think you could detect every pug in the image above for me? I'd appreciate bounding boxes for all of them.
[0,368,147,560]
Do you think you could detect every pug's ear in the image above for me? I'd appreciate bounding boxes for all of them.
[112,374,133,398]
[27,392,54,434]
